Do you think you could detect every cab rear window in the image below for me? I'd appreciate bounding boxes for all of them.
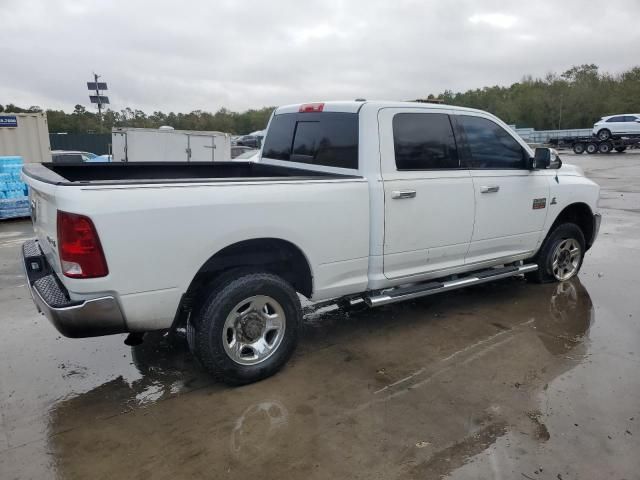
[262,112,358,169]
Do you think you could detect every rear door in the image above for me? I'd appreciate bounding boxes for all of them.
[126,131,187,162]
[160,132,189,162]
[112,132,127,162]
[188,134,215,161]
[213,134,230,161]
[379,108,475,279]
[455,113,549,264]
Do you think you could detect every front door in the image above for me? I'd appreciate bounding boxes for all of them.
[454,113,550,264]
[604,116,626,136]
[379,108,475,279]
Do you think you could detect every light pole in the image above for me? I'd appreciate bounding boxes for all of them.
[87,73,109,125]
[558,93,563,131]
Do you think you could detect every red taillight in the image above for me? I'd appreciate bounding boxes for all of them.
[57,210,108,278]
[299,103,324,113]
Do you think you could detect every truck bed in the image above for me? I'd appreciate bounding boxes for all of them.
[23,161,358,185]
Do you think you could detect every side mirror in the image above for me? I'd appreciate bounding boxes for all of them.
[533,147,562,170]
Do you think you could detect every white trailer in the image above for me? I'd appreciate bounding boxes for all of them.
[112,127,231,163]
[0,112,51,164]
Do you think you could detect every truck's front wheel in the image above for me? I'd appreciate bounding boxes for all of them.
[190,272,301,385]
[527,223,586,284]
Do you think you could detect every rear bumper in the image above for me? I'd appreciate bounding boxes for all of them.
[22,240,127,338]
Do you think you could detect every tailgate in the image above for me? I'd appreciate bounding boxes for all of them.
[23,174,62,275]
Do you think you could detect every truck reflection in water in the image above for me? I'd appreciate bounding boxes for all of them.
[46,277,593,479]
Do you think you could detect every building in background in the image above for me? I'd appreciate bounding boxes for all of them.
[0,112,51,164]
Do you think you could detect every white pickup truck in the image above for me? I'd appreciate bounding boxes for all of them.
[22,101,601,385]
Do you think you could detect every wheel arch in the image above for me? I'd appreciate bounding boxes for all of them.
[171,237,313,333]
[183,236,312,311]
[547,202,596,250]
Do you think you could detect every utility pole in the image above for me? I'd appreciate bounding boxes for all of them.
[87,73,109,125]
[558,93,563,131]
[94,73,102,121]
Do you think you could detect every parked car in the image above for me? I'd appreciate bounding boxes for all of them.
[231,146,256,158]
[22,100,600,385]
[236,130,265,149]
[51,150,98,163]
[592,114,640,140]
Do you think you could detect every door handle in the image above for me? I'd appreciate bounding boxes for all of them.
[480,185,500,193]
[391,190,417,199]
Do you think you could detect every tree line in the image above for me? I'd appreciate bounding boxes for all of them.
[431,64,640,130]
[0,103,275,135]
[2,64,639,134]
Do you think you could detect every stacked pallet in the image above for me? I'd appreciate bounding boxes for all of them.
[0,156,30,220]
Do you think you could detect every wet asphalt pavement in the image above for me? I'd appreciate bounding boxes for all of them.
[1,152,639,480]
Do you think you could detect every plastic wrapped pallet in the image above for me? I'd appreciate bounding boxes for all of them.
[0,156,30,219]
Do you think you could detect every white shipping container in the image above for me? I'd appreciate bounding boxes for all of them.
[0,112,51,163]
[112,127,231,162]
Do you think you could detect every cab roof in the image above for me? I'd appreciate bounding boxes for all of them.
[274,100,486,115]
[600,113,640,119]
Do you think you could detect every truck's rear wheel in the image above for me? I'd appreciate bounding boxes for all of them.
[586,142,598,154]
[190,272,301,385]
[572,143,585,154]
[526,223,586,284]
[615,146,627,153]
[598,141,612,154]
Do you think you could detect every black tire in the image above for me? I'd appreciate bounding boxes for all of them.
[526,223,586,284]
[615,146,627,153]
[597,129,611,141]
[572,143,585,154]
[585,142,598,154]
[191,271,301,385]
[598,141,612,154]
[573,142,584,155]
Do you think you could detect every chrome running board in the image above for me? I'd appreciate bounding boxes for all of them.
[364,264,538,307]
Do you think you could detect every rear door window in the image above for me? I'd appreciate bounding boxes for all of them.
[392,113,459,170]
[262,112,358,169]
[456,115,527,169]
[607,116,625,123]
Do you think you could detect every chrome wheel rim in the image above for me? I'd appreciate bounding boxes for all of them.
[551,238,581,281]
[223,295,286,365]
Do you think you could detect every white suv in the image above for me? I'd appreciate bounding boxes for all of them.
[593,114,640,140]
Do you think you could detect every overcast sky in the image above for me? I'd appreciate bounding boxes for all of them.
[1,0,639,113]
